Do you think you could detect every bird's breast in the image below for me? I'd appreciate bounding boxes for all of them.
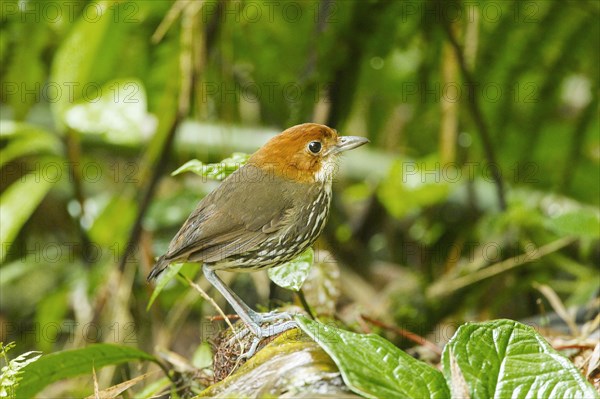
[268,180,332,259]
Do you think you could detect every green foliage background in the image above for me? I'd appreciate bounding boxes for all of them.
[0,0,598,397]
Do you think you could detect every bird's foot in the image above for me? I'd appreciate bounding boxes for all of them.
[239,320,297,359]
[252,309,294,323]
[230,314,298,359]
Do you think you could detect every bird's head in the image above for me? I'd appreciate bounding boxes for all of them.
[249,123,369,183]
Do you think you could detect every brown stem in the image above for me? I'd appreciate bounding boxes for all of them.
[553,344,596,351]
[119,2,219,272]
[118,111,185,272]
[428,237,576,298]
[438,1,506,210]
[64,130,94,265]
[559,89,598,192]
[360,314,442,356]
[297,289,316,320]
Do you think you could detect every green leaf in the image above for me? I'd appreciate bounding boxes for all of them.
[301,250,341,315]
[49,1,115,128]
[147,263,184,310]
[172,153,250,181]
[63,79,156,144]
[0,121,61,168]
[0,172,54,262]
[15,344,156,399]
[442,319,598,399]
[268,248,314,291]
[295,316,450,399]
[132,376,173,399]
[0,346,42,397]
[546,209,600,239]
[2,19,48,120]
[35,288,69,353]
[192,342,213,370]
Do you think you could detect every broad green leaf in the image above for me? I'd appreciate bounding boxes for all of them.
[296,316,450,399]
[132,376,173,399]
[35,288,69,353]
[268,248,314,291]
[0,172,54,262]
[192,342,213,369]
[301,250,341,315]
[64,79,156,144]
[2,19,47,120]
[546,209,600,239]
[147,263,184,310]
[15,344,156,399]
[171,159,204,176]
[0,121,61,168]
[442,319,598,399]
[172,153,250,181]
[50,1,114,128]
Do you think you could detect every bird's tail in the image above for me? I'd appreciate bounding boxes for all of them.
[147,255,169,282]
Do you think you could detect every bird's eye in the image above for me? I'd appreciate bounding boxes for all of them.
[308,141,322,154]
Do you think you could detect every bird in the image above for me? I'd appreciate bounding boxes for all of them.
[148,123,368,357]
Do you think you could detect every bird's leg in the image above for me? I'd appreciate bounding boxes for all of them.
[252,309,294,323]
[202,265,262,335]
[202,265,297,357]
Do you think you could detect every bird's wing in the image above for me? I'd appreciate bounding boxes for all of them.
[162,166,297,264]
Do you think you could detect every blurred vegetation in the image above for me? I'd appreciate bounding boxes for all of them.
[0,0,598,397]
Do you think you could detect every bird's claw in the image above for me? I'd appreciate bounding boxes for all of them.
[229,316,298,359]
[238,336,261,360]
[252,310,294,324]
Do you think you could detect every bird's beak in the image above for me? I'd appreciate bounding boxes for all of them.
[330,136,370,155]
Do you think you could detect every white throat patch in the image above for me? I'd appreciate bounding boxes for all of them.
[314,156,337,183]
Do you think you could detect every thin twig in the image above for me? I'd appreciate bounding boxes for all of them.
[360,314,442,356]
[554,344,596,351]
[428,237,576,298]
[181,274,245,352]
[533,282,580,336]
[151,0,187,44]
[207,314,240,322]
[182,274,236,333]
[92,365,99,399]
